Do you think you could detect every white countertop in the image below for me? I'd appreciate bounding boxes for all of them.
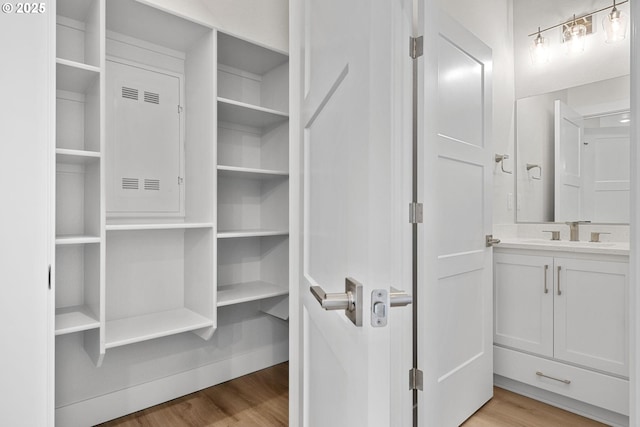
[496,238,630,256]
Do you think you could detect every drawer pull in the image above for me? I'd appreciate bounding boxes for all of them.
[557,266,562,295]
[543,264,549,294]
[536,371,571,385]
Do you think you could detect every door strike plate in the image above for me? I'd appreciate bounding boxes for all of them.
[371,289,389,327]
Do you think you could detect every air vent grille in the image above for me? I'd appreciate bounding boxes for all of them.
[122,87,138,100]
[144,91,160,104]
[122,178,139,190]
[144,179,160,191]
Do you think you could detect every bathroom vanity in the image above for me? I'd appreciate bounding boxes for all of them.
[493,239,629,426]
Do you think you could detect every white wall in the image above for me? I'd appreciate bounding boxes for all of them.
[438,0,516,224]
[140,0,289,53]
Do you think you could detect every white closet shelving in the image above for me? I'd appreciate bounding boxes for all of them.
[52,0,290,423]
[103,0,216,347]
[54,0,105,365]
[216,34,290,314]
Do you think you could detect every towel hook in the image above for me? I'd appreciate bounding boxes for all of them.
[495,154,513,174]
[526,163,542,180]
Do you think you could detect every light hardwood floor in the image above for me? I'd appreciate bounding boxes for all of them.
[98,363,605,427]
[97,363,289,427]
[462,387,607,427]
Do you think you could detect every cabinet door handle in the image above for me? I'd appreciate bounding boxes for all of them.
[543,264,549,294]
[557,266,562,295]
[536,371,571,384]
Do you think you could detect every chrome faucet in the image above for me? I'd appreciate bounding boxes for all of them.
[565,221,590,241]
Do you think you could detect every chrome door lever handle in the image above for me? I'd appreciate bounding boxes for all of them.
[389,287,412,307]
[486,234,501,247]
[309,277,363,326]
[310,286,354,311]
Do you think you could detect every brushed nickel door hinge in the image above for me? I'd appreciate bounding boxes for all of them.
[409,202,423,224]
[410,36,424,59]
[409,368,423,391]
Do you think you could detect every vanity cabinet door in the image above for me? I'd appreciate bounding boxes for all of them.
[494,253,554,357]
[553,258,628,376]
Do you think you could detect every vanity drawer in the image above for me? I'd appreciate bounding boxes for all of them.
[494,345,629,415]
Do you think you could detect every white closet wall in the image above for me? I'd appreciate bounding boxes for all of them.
[53,1,289,425]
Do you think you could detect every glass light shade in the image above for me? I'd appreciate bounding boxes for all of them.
[529,33,550,64]
[563,23,587,54]
[603,8,628,43]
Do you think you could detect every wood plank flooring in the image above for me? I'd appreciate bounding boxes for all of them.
[97,363,288,427]
[98,364,606,427]
[462,387,607,427]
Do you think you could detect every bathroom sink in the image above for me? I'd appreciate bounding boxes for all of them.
[520,239,617,248]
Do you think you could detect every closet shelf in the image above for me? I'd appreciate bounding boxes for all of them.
[218,97,288,129]
[56,58,100,93]
[217,165,289,180]
[57,0,96,23]
[217,281,288,307]
[105,308,213,349]
[55,235,101,245]
[106,222,214,231]
[56,148,101,165]
[55,305,100,336]
[217,229,289,239]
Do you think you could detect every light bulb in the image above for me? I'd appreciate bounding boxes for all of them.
[563,17,586,54]
[530,30,550,65]
[603,4,628,43]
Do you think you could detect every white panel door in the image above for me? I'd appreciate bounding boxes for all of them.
[0,2,53,425]
[420,8,494,426]
[554,258,629,377]
[555,100,584,222]
[494,253,554,357]
[294,0,410,426]
[588,131,630,223]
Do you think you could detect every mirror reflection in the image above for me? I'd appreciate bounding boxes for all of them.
[516,76,630,223]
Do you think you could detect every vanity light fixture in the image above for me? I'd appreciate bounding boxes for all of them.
[603,0,628,43]
[528,0,629,64]
[530,27,550,65]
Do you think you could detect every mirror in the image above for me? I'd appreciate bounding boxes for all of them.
[514,0,630,224]
[516,76,630,223]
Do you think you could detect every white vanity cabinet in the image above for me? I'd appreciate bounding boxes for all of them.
[494,248,629,419]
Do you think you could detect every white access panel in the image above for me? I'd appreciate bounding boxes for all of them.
[106,59,183,216]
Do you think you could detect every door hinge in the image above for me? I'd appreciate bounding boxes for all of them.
[178,105,183,113]
[410,36,424,59]
[409,368,423,391]
[48,265,51,290]
[409,202,423,224]
[178,176,184,185]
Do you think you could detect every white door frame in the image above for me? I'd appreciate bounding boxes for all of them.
[630,2,640,425]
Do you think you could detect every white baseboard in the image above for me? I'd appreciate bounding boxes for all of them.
[494,374,629,427]
[55,343,289,427]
